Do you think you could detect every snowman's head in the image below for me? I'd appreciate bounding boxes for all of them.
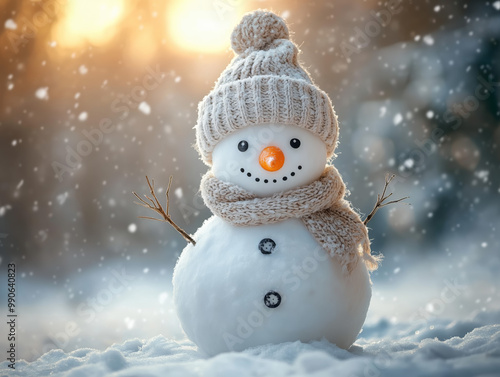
[195,11,339,170]
[212,123,327,196]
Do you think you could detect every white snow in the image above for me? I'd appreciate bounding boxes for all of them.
[379,106,386,117]
[423,35,435,46]
[4,19,17,30]
[158,292,169,304]
[35,87,49,100]
[124,317,135,330]
[128,223,137,233]
[403,158,414,168]
[56,192,68,205]
[79,65,88,75]
[2,310,499,376]
[78,111,88,122]
[138,101,151,115]
[493,1,500,11]
[393,113,403,125]
[0,205,11,217]
[475,170,489,182]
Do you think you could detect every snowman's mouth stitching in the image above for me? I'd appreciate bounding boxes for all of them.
[240,165,303,183]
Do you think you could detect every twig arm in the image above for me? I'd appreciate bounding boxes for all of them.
[133,175,196,245]
[363,174,409,226]
[166,176,172,216]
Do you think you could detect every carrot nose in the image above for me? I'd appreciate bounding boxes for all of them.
[259,146,285,171]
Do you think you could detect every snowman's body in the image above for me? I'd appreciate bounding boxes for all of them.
[173,215,371,355]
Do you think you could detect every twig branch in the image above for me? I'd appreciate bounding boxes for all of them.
[363,174,409,226]
[133,176,196,245]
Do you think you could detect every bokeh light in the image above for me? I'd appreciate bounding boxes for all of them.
[53,0,125,47]
[166,0,245,53]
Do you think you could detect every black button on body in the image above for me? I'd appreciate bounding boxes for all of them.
[258,238,276,254]
[264,291,281,308]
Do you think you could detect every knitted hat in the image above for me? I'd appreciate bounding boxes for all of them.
[195,10,339,165]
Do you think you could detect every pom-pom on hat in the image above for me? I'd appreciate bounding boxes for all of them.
[230,10,289,54]
[195,10,339,165]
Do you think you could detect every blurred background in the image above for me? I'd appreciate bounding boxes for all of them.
[0,0,499,362]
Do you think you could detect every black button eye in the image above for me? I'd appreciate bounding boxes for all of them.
[238,140,248,152]
[290,138,301,149]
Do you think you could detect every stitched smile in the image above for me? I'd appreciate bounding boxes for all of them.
[239,165,303,183]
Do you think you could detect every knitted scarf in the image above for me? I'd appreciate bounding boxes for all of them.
[200,165,380,274]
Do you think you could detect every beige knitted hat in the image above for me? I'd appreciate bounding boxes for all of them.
[195,10,339,165]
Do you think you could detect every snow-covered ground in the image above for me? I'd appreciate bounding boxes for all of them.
[2,310,499,376]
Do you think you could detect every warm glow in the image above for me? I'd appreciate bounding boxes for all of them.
[126,28,157,66]
[166,0,245,53]
[54,0,125,47]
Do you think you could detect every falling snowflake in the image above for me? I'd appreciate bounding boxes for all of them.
[124,317,135,329]
[138,101,151,115]
[79,65,88,75]
[57,192,69,205]
[475,170,489,183]
[423,35,435,46]
[35,87,49,100]
[0,205,12,217]
[403,158,414,168]
[78,112,88,122]
[158,292,169,304]
[393,113,403,125]
[4,19,17,30]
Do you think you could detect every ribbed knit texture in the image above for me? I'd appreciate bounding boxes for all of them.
[201,166,381,274]
[195,10,339,165]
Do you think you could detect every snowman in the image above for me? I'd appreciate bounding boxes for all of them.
[169,10,381,356]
